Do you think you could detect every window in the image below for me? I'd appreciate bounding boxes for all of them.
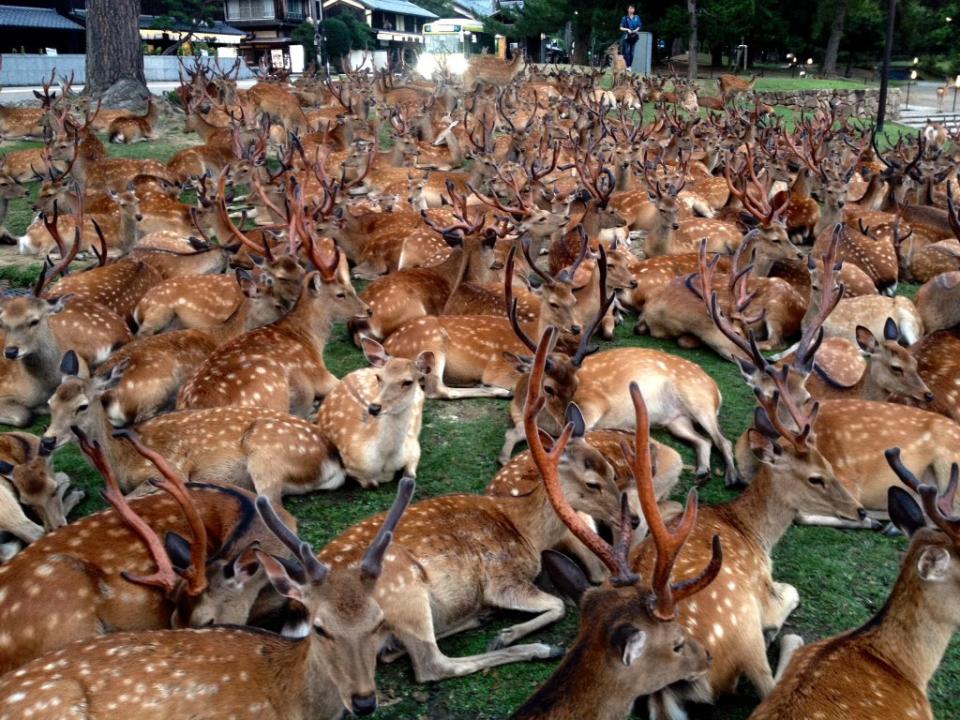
[226,0,275,20]
[286,0,306,19]
[395,13,405,32]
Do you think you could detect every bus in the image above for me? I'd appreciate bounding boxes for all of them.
[416,18,498,77]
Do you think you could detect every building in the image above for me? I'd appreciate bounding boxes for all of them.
[322,0,437,66]
[224,0,310,68]
[0,4,83,53]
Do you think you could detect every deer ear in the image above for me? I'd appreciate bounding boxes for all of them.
[415,351,435,376]
[60,350,80,377]
[235,269,259,298]
[883,317,899,342]
[917,546,951,582]
[97,358,129,392]
[47,294,73,315]
[855,325,878,353]
[541,549,591,606]
[564,403,586,438]
[747,428,780,463]
[163,532,192,572]
[613,624,647,666]
[888,486,926,537]
[502,352,532,373]
[360,336,389,368]
[254,550,304,602]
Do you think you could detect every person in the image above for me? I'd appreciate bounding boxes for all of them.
[619,5,642,70]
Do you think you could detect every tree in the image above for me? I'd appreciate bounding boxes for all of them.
[688,0,698,80]
[85,0,147,101]
[320,17,352,66]
[292,20,318,64]
[152,0,220,56]
[821,0,850,75]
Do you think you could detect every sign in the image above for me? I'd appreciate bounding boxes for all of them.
[270,48,284,68]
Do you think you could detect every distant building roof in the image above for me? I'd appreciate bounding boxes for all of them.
[0,5,83,31]
[452,0,496,18]
[140,15,246,36]
[362,0,438,19]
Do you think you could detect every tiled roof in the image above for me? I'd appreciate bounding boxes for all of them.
[363,0,438,19]
[452,0,497,18]
[0,5,83,30]
[141,15,246,36]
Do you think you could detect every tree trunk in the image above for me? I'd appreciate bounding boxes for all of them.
[572,19,590,65]
[85,0,146,96]
[687,0,698,81]
[821,0,849,77]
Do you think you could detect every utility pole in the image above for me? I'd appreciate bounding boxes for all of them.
[876,0,896,131]
[314,0,329,76]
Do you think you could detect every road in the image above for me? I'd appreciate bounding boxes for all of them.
[0,79,259,104]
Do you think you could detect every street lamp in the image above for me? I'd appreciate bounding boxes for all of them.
[954,75,960,112]
[907,68,917,108]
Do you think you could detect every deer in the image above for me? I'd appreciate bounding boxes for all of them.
[0,432,82,554]
[92,270,288,425]
[0,458,415,720]
[177,240,370,416]
[510,348,723,720]
[108,96,160,143]
[315,338,430,488]
[904,329,960,423]
[749,454,960,720]
[314,337,626,683]
[718,73,759,100]
[463,51,526,93]
[635,369,866,718]
[45,351,345,504]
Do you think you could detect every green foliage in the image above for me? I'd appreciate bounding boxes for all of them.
[292,20,318,64]
[151,0,219,37]
[341,12,375,50]
[321,17,352,60]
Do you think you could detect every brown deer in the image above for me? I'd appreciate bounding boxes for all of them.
[0,426,306,675]
[316,338,430,488]
[905,330,960,422]
[638,374,865,718]
[511,349,722,720]
[177,243,369,416]
[718,73,759,100]
[749,454,960,720]
[108,97,160,143]
[45,351,345,504]
[463,51,526,93]
[0,468,416,719]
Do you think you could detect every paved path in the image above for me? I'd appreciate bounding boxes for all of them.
[0,79,258,103]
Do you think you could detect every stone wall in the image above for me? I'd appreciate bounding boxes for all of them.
[752,87,902,120]
[0,55,256,86]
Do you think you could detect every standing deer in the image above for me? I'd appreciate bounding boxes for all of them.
[511,341,722,720]
[749,453,960,720]
[0,473,417,719]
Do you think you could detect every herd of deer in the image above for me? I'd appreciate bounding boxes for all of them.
[0,51,952,719]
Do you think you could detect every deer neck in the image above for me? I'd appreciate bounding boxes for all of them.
[429,246,467,288]
[445,131,464,166]
[615,163,634,192]
[27,323,67,393]
[791,169,811,196]
[646,210,676,257]
[865,560,958,691]
[494,482,571,553]
[726,467,797,554]
[259,636,342,719]
[579,202,603,238]
[512,637,635,720]
[203,298,256,346]
[818,199,844,234]
[277,295,333,355]
[119,210,140,254]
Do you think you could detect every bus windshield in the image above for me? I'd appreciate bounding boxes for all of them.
[424,35,463,54]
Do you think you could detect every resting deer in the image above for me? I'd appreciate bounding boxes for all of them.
[511,347,722,720]
[178,242,370,416]
[44,351,345,504]
[316,338,429,488]
[0,461,415,719]
[108,97,160,143]
[638,371,865,718]
[750,453,960,720]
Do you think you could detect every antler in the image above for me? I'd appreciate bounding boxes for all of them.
[621,384,722,619]
[524,327,631,579]
[114,429,209,597]
[505,244,536,352]
[255,495,328,584]
[795,226,845,372]
[885,447,959,520]
[35,200,81,297]
[570,244,615,367]
[360,476,416,579]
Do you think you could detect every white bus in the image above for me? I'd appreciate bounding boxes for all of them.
[416,18,496,77]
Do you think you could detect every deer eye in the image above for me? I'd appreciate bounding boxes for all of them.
[76,404,89,413]
[585,480,601,491]
[549,302,559,309]
[401,380,414,388]
[314,624,332,639]
[807,475,826,487]
[891,366,903,375]
[29,319,40,327]
[673,639,685,653]
[335,292,346,299]
[544,386,555,396]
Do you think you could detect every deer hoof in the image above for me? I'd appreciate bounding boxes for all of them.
[545,644,565,659]
[487,632,513,651]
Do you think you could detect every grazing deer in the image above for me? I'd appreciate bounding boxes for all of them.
[45,351,345,503]
[0,469,415,720]
[718,73,759,100]
[638,378,865,718]
[108,97,160,143]
[178,245,370,416]
[463,52,526,92]
[511,349,722,720]
[749,454,960,720]
[316,338,429,488]
[0,432,81,552]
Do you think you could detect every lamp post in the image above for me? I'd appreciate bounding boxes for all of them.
[876,0,897,131]
[953,75,960,112]
[907,68,917,108]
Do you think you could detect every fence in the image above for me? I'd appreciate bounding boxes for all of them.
[0,54,256,86]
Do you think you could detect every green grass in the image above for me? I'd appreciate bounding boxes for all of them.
[752,77,872,92]
[0,119,957,720]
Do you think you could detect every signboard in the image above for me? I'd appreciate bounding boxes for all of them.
[270,48,284,68]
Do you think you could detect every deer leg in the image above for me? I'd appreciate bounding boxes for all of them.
[761,582,799,641]
[601,303,616,340]
[693,411,739,487]
[775,634,804,682]
[485,582,566,649]
[740,621,777,698]
[0,400,31,428]
[498,422,526,465]
[647,689,690,720]
[664,417,713,480]
[795,513,882,530]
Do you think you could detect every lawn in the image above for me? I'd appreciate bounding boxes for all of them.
[0,114,956,720]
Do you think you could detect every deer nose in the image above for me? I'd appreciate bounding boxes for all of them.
[367,403,382,417]
[135,214,143,222]
[857,507,868,520]
[351,694,377,716]
[629,279,639,289]
[570,324,581,335]
[40,435,57,453]
[924,392,935,402]
[3,346,18,360]
[671,223,680,230]
[630,513,641,529]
